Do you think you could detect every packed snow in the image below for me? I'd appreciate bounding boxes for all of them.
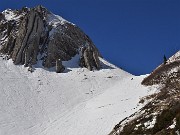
[169,118,176,129]
[46,12,73,27]
[46,12,74,38]
[0,56,155,135]
[144,116,157,129]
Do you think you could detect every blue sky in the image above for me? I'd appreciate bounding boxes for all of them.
[0,0,180,75]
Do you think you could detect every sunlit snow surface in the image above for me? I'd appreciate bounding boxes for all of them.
[46,13,70,26]
[0,56,156,135]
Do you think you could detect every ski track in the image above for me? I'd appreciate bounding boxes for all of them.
[0,57,156,135]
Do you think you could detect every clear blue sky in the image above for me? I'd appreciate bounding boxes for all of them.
[1,0,180,75]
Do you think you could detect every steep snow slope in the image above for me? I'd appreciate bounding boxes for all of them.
[0,56,155,135]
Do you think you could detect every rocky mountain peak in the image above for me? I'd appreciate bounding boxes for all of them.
[0,5,101,72]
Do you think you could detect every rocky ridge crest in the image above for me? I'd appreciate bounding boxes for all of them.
[109,51,180,135]
[0,5,101,72]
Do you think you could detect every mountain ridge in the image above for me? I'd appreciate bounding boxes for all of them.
[0,5,179,135]
[0,5,101,73]
[109,50,180,135]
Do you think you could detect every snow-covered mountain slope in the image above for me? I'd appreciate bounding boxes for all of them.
[0,56,155,135]
[109,51,180,135]
[0,5,161,135]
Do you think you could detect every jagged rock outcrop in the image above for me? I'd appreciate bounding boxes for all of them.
[12,9,45,66]
[0,13,4,20]
[56,59,65,73]
[0,5,101,72]
[79,45,100,71]
[109,51,180,135]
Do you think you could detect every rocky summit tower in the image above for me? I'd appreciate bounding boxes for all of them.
[0,5,101,72]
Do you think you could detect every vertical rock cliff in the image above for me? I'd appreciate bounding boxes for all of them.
[0,5,101,72]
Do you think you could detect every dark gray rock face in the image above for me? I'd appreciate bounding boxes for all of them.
[0,5,101,72]
[56,59,65,73]
[12,9,45,65]
[79,45,100,71]
[0,13,5,20]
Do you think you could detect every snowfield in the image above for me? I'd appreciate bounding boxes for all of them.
[0,56,156,135]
